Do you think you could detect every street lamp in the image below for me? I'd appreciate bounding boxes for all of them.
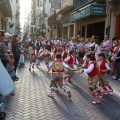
[106,0,120,15]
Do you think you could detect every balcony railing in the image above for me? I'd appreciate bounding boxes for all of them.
[73,0,105,10]
[0,0,12,17]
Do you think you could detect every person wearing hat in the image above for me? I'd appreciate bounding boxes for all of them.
[64,51,79,83]
[78,54,101,104]
[39,46,51,72]
[48,54,75,98]
[97,53,113,95]
[101,35,111,59]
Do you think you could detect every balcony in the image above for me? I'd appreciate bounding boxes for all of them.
[0,0,12,17]
[57,0,73,14]
[48,14,62,26]
[73,0,105,10]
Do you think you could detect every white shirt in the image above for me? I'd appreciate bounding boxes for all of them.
[64,55,79,65]
[38,48,43,54]
[41,41,45,45]
[98,60,110,70]
[69,41,74,50]
[49,61,69,69]
[61,51,65,57]
[84,61,94,73]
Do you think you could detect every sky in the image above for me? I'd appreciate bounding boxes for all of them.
[20,0,31,31]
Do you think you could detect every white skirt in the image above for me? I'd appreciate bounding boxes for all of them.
[0,60,15,96]
[19,54,24,63]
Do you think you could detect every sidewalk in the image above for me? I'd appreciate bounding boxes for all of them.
[3,61,120,120]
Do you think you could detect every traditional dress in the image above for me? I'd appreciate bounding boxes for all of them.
[83,61,102,104]
[29,48,37,72]
[48,59,71,98]
[36,47,43,67]
[97,60,113,94]
[64,55,79,82]
[39,49,51,72]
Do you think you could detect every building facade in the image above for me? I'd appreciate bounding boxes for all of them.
[30,0,46,37]
[29,0,120,41]
[11,0,20,34]
[0,0,20,34]
[105,0,120,40]
[0,0,12,32]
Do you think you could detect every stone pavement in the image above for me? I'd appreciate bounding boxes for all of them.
[4,61,120,120]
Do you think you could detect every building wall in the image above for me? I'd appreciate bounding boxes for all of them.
[115,16,120,39]
[0,11,6,30]
[45,0,51,37]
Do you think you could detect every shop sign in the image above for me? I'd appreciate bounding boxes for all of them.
[70,4,105,22]
[92,6,104,14]
[69,6,91,22]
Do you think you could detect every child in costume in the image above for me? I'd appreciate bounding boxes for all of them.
[48,54,75,98]
[64,51,79,82]
[29,46,37,72]
[39,46,51,72]
[78,54,102,104]
[97,53,113,95]
[36,47,43,67]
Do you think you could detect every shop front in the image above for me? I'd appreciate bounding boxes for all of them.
[69,3,106,40]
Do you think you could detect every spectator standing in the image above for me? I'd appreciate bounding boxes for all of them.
[0,31,15,97]
[64,35,69,45]
[101,35,110,59]
[78,38,85,64]
[12,34,20,78]
[114,42,120,81]
[84,38,91,53]
[4,33,12,53]
[93,39,101,60]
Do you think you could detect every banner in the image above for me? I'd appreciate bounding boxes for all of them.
[50,0,61,9]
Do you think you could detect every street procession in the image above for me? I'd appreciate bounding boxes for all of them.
[0,0,120,120]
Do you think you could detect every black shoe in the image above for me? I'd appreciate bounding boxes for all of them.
[15,76,19,79]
